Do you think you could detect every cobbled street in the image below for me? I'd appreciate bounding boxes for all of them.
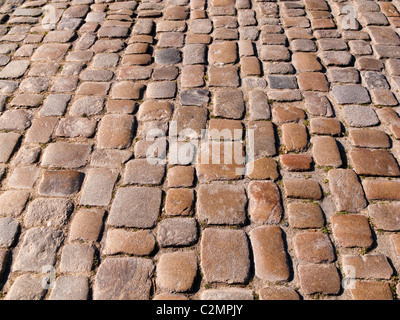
[0,0,399,300]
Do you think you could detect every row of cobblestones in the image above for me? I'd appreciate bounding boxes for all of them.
[0,0,399,300]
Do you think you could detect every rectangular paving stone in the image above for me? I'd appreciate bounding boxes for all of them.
[123,159,165,185]
[201,289,253,300]
[80,168,118,206]
[362,180,400,200]
[10,93,44,108]
[298,72,329,91]
[368,203,400,231]
[280,154,313,172]
[70,96,105,116]
[197,184,247,225]
[282,123,308,152]
[250,226,290,281]
[342,254,393,280]
[328,67,361,84]
[49,276,89,300]
[69,208,105,242]
[156,218,197,248]
[259,286,300,300]
[60,243,94,273]
[107,187,161,228]
[0,60,29,79]
[5,274,45,300]
[25,117,58,143]
[42,142,91,169]
[31,44,70,61]
[292,52,322,71]
[284,179,322,200]
[12,227,64,272]
[94,257,154,300]
[273,105,306,124]
[25,198,73,229]
[248,90,271,120]
[393,235,400,257]
[247,159,278,182]
[103,229,155,256]
[209,41,237,65]
[90,149,132,168]
[183,43,207,65]
[349,281,393,300]
[248,120,276,157]
[248,181,282,224]
[38,170,84,197]
[328,169,367,213]
[268,75,298,89]
[332,85,371,104]
[304,92,333,117]
[0,190,30,218]
[56,116,97,138]
[156,251,197,292]
[213,89,244,119]
[342,105,379,127]
[138,100,173,122]
[165,189,194,216]
[349,148,400,177]
[201,228,250,284]
[7,166,40,190]
[166,166,195,188]
[43,30,75,43]
[287,203,325,229]
[40,94,71,116]
[208,66,239,87]
[0,217,19,248]
[181,65,205,87]
[331,214,373,248]
[97,114,135,149]
[196,141,245,182]
[349,129,390,148]
[146,81,177,99]
[367,26,400,45]
[0,132,21,163]
[0,80,18,93]
[298,264,341,295]
[294,232,335,264]
[260,45,291,61]
[311,136,343,168]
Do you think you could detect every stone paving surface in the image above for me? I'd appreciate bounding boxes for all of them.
[0,0,399,300]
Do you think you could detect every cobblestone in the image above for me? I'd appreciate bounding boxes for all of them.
[197,184,246,225]
[12,227,63,272]
[287,203,325,229]
[1,0,400,301]
[93,258,153,300]
[201,228,250,284]
[25,198,73,228]
[349,281,393,300]
[294,232,335,264]
[298,264,341,295]
[331,214,374,248]
[156,252,197,292]
[49,276,89,300]
[328,169,367,213]
[249,226,290,281]
[103,229,155,256]
[342,254,393,280]
[0,218,19,248]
